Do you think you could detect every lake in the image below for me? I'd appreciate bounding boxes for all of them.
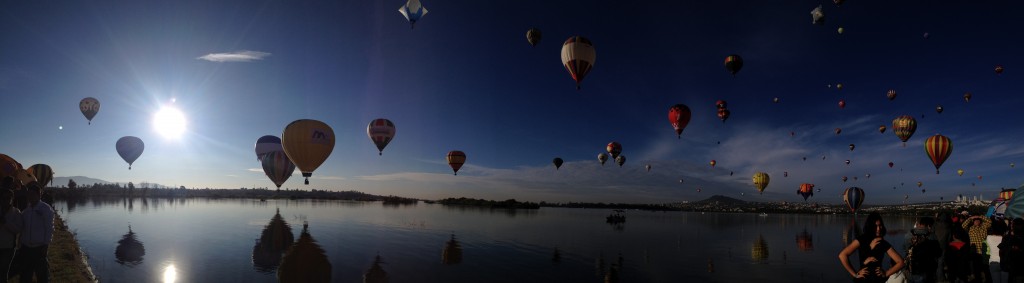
[57,197,920,282]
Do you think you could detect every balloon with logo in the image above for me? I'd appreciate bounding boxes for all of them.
[26,164,54,186]
[80,97,100,125]
[116,136,145,170]
[261,151,296,190]
[367,118,396,155]
[447,151,466,175]
[561,36,596,89]
[752,172,770,194]
[667,104,692,139]
[255,135,282,162]
[924,134,953,174]
[843,187,865,214]
[282,119,335,184]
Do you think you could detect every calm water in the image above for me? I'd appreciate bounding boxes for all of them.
[56,198,919,283]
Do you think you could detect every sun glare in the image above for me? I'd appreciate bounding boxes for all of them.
[162,264,178,283]
[153,107,187,139]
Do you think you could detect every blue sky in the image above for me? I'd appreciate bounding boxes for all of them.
[1,0,1022,204]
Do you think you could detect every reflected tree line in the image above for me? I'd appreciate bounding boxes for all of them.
[50,179,417,202]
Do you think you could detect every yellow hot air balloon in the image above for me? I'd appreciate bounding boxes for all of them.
[957,169,964,176]
[282,119,335,185]
[752,172,770,194]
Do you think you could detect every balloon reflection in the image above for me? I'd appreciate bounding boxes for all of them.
[842,217,861,246]
[363,255,389,283]
[796,229,813,251]
[278,223,331,283]
[751,234,768,263]
[252,208,295,273]
[442,234,463,264]
[115,226,145,266]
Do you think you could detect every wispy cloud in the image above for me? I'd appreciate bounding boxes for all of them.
[197,50,270,62]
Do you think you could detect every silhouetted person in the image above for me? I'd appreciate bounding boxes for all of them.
[442,234,462,265]
[363,255,389,283]
[998,218,1024,283]
[906,217,942,283]
[0,186,21,283]
[18,184,52,283]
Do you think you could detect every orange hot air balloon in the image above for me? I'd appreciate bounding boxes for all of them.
[606,142,622,159]
[717,108,730,123]
[892,115,917,146]
[924,134,953,174]
[281,119,335,185]
[716,100,728,109]
[709,160,717,167]
[447,151,466,175]
[667,104,692,139]
[879,125,886,134]
[797,183,814,201]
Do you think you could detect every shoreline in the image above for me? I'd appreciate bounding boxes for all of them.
[23,213,98,282]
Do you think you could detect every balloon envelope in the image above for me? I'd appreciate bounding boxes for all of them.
[1006,186,1024,219]
[447,151,466,175]
[892,115,918,144]
[606,142,622,159]
[552,158,563,170]
[724,55,743,77]
[667,104,692,138]
[282,119,335,184]
[366,119,396,155]
[26,164,54,186]
[597,153,608,166]
[80,97,100,124]
[116,136,144,169]
[561,36,596,89]
[615,155,626,167]
[843,187,865,213]
[255,135,282,162]
[924,134,953,174]
[526,28,541,47]
[752,172,770,194]
[398,0,428,28]
[261,151,296,189]
[0,154,23,180]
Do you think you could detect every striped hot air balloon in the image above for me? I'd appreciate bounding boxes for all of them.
[282,119,335,185]
[886,89,897,101]
[1000,189,1015,201]
[366,119,396,155]
[843,187,865,214]
[668,104,692,139]
[752,172,770,194]
[724,55,743,77]
[924,134,953,174]
[892,115,918,146]
[561,36,596,89]
[797,183,815,201]
[255,135,282,162]
[447,151,466,175]
[27,164,54,187]
[261,151,296,190]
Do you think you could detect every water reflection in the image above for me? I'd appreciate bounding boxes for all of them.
[278,223,331,283]
[442,234,462,264]
[252,208,295,273]
[363,255,389,283]
[751,234,769,263]
[115,226,145,266]
[842,217,861,245]
[162,264,177,283]
[796,229,814,251]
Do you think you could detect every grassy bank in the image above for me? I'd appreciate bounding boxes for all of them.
[11,213,97,283]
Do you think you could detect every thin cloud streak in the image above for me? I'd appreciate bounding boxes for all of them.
[197,50,270,62]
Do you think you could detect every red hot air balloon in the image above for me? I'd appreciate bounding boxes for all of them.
[668,104,692,139]
[717,108,730,123]
[887,89,897,101]
[716,100,728,109]
[561,36,596,89]
[606,142,622,159]
[924,134,953,174]
[835,128,842,135]
[879,125,887,134]
[447,151,466,175]
[710,160,717,167]
[797,183,815,201]
[838,100,846,109]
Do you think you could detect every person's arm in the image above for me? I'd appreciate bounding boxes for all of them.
[962,218,972,229]
[839,239,863,278]
[981,217,991,230]
[884,247,905,277]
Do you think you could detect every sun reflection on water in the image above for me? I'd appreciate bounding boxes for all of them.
[162,264,177,283]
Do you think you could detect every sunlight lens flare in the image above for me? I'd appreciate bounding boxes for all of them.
[162,264,178,283]
[153,107,187,139]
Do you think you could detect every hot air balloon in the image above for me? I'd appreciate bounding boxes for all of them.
[526,28,541,47]
[26,164,53,186]
[995,65,1004,75]
[80,97,100,125]
[879,125,887,134]
[843,187,865,214]
[837,27,844,34]
[724,55,743,77]
[615,155,626,167]
[917,181,923,188]
[367,119,396,155]
[886,89,897,101]
[892,115,918,146]
[957,169,964,176]
[936,105,943,114]
[261,151,296,190]
[282,119,336,184]
[964,92,972,102]
[398,0,428,29]
[717,109,730,123]
[922,189,927,194]
[833,0,845,6]
[849,144,855,151]
[842,176,848,182]
[446,151,466,175]
[606,142,622,159]
[865,174,871,178]
[668,104,692,139]
[836,83,844,90]
[838,100,846,109]
[730,171,734,176]
[845,160,851,165]
[923,32,930,39]
[645,164,651,172]
[598,153,608,166]
[924,134,953,174]
[255,135,282,162]
[978,175,983,180]
[710,160,717,168]
[679,179,684,183]
[810,5,825,25]
[773,97,780,103]
[803,157,807,161]
[835,128,842,135]
[716,100,728,109]
[116,136,144,170]
[798,183,814,201]
[752,172,770,194]
[0,154,21,180]
[553,158,564,170]
[784,171,789,177]
[905,194,909,200]
[561,36,596,89]
[889,162,894,168]
[1000,189,1015,200]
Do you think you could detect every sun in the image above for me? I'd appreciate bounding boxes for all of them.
[153,107,187,139]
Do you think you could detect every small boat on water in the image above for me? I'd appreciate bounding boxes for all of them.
[758,212,768,217]
[606,210,626,224]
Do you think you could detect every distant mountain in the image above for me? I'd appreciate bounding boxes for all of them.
[693,195,747,205]
[50,176,113,188]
